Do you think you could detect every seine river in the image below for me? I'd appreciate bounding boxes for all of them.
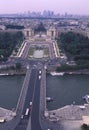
[46,74,89,110]
[0,75,24,110]
[0,74,89,111]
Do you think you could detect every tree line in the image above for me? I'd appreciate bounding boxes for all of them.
[56,32,89,71]
[59,32,89,66]
[6,25,25,29]
[0,31,24,61]
[34,22,46,33]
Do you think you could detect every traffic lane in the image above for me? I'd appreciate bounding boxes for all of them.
[21,42,30,58]
[31,72,42,130]
[14,69,38,130]
[22,68,38,115]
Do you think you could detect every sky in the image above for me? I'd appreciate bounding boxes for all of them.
[0,0,89,15]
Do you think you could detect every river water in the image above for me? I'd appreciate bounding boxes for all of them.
[46,74,89,110]
[0,75,24,110]
[0,74,89,111]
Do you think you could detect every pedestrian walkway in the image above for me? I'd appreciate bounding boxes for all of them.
[48,104,89,120]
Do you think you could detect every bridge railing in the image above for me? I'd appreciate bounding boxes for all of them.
[39,68,48,130]
[16,69,31,115]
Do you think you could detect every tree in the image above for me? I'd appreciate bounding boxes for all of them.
[82,124,89,130]
[0,31,24,61]
[58,32,89,66]
[35,22,46,32]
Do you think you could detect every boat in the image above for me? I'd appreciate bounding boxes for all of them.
[50,72,64,76]
[82,95,89,103]
[46,97,53,102]
[0,73,9,76]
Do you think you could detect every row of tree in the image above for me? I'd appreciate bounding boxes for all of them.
[34,22,46,32]
[56,64,89,72]
[6,25,25,29]
[0,31,24,61]
[59,32,89,66]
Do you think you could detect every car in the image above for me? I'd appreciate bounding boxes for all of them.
[29,102,32,113]
[39,70,41,74]
[21,115,24,119]
[30,101,32,106]
[39,75,41,79]
[27,65,29,69]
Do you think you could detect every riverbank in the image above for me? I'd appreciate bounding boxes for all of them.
[0,68,26,76]
[1,68,89,76]
[64,69,89,75]
[48,69,89,76]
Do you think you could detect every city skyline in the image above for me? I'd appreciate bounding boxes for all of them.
[0,0,89,15]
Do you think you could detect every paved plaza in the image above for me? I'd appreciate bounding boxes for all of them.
[48,104,89,120]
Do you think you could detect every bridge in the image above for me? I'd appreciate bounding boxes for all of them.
[15,67,42,130]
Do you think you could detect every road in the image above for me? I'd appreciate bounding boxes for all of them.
[20,42,30,58]
[15,68,42,130]
[14,68,38,130]
[31,70,42,130]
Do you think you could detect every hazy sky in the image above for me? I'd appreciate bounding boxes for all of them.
[0,0,89,15]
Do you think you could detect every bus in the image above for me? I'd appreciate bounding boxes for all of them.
[25,108,29,116]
